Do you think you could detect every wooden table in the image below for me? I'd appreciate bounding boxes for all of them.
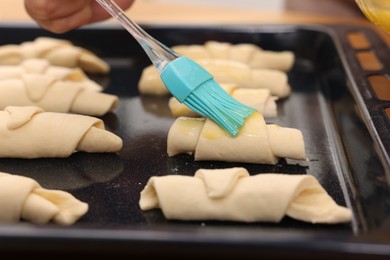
[0,0,389,46]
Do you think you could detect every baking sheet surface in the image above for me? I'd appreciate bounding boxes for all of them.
[0,24,389,257]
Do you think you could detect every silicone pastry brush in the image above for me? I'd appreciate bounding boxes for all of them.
[96,0,255,136]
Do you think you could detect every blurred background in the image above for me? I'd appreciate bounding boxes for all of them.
[0,0,365,21]
[145,0,364,16]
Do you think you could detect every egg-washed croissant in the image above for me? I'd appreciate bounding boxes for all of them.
[0,106,123,158]
[0,37,109,74]
[0,73,118,116]
[139,167,352,224]
[0,58,103,91]
[138,59,291,98]
[172,41,295,72]
[167,112,306,164]
[0,171,88,225]
[169,83,277,118]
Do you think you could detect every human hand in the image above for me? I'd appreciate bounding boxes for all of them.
[24,0,135,34]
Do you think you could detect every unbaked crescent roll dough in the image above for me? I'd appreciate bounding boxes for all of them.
[0,106,123,158]
[0,171,88,225]
[0,58,103,91]
[0,74,118,116]
[139,167,352,224]
[167,112,306,164]
[138,59,291,98]
[168,83,277,118]
[0,37,109,74]
[172,41,295,72]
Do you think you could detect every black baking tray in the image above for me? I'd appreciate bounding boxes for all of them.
[0,23,389,259]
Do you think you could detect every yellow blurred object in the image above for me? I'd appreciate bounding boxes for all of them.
[356,0,390,33]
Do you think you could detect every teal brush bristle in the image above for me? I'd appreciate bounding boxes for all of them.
[95,1,253,136]
[184,79,255,136]
[161,56,256,136]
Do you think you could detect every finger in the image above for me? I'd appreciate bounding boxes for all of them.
[24,0,94,33]
[34,5,94,33]
[24,0,135,33]
[24,0,91,21]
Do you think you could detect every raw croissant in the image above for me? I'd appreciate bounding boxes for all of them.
[138,59,291,98]
[0,37,109,74]
[168,83,277,118]
[167,112,306,164]
[140,167,352,224]
[0,73,118,116]
[0,106,123,158]
[0,58,103,91]
[0,171,88,225]
[172,41,295,72]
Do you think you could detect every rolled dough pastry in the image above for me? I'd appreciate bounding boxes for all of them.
[0,171,88,225]
[139,167,352,224]
[172,41,295,72]
[167,112,306,164]
[0,58,103,91]
[0,106,123,158]
[0,37,109,74]
[0,73,118,116]
[138,59,291,98]
[168,83,277,118]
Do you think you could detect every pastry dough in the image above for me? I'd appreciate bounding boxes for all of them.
[168,83,277,118]
[167,112,306,164]
[138,59,291,98]
[0,37,109,74]
[0,106,123,158]
[172,41,295,72]
[0,74,118,116]
[0,58,103,91]
[139,167,352,224]
[0,171,88,225]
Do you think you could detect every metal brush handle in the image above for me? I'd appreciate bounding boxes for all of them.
[96,0,180,72]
